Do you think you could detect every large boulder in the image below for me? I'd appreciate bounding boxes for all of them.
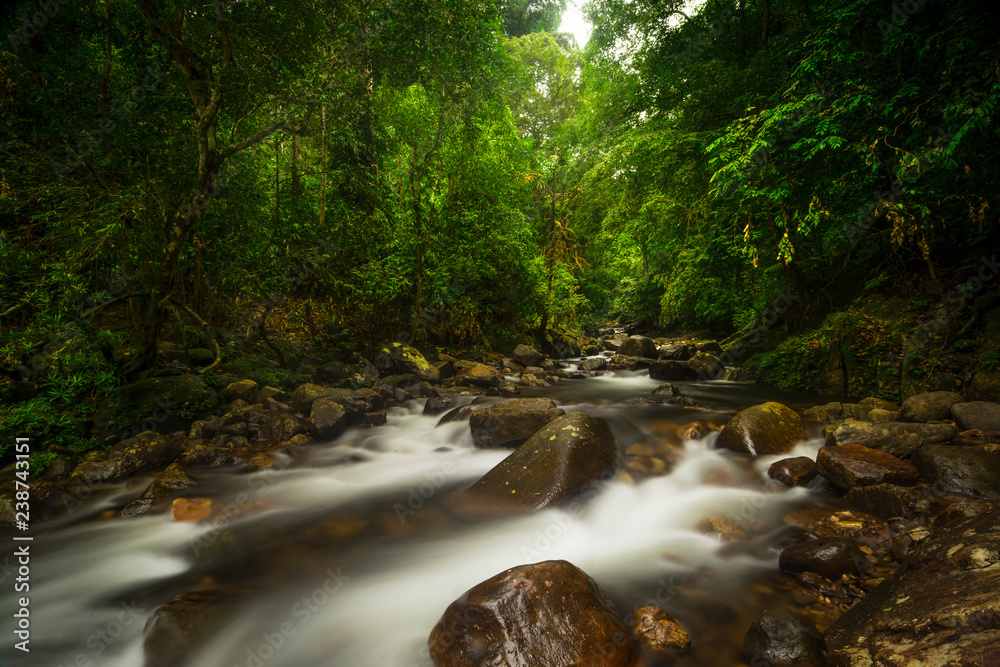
[309,397,347,440]
[456,362,503,389]
[456,412,619,513]
[223,379,258,404]
[579,357,609,372]
[951,401,1000,432]
[69,432,184,487]
[428,560,638,667]
[843,484,932,521]
[469,398,566,449]
[968,367,1000,402]
[816,443,920,489]
[290,384,365,419]
[825,511,1000,666]
[779,537,867,579]
[649,360,695,381]
[617,335,658,358]
[768,457,818,488]
[897,391,964,423]
[827,419,957,457]
[717,402,805,456]
[687,353,724,380]
[912,445,1000,499]
[658,343,692,361]
[92,374,217,446]
[511,344,544,368]
[376,343,440,383]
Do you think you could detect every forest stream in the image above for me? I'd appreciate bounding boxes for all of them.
[3,362,847,667]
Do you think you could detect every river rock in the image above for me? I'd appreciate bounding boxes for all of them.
[951,401,1000,431]
[519,372,549,387]
[579,357,609,372]
[933,499,998,526]
[602,332,629,351]
[827,419,957,457]
[825,511,1000,666]
[259,413,307,442]
[375,342,440,382]
[309,397,347,440]
[768,457,818,487]
[469,398,565,449]
[803,402,872,422]
[687,353,724,379]
[618,335,658,358]
[512,344,544,368]
[652,382,680,396]
[171,497,213,522]
[121,462,197,518]
[816,443,920,489]
[223,379,258,403]
[779,537,867,579]
[897,390,964,423]
[649,360,694,381]
[629,605,691,656]
[456,412,619,512]
[744,613,824,667]
[423,396,453,415]
[457,362,503,388]
[912,444,1000,498]
[717,402,805,456]
[867,408,897,423]
[428,560,638,667]
[658,343,692,360]
[844,484,931,520]
[144,591,233,667]
[69,432,184,487]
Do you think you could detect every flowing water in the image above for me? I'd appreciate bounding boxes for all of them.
[2,363,834,667]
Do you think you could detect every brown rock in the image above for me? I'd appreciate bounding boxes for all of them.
[768,457,818,487]
[816,443,919,489]
[897,390,964,423]
[223,379,258,404]
[171,497,213,522]
[428,560,638,667]
[717,402,806,456]
[469,398,565,449]
[629,605,691,655]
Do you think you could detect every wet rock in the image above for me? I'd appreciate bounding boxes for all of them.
[913,444,1000,498]
[629,605,691,656]
[825,511,1000,666]
[69,432,184,486]
[649,360,695,381]
[120,463,197,518]
[144,591,233,667]
[579,357,609,372]
[827,419,957,457]
[897,390,964,423]
[652,382,680,396]
[309,397,347,440]
[290,383,336,414]
[223,379,258,404]
[768,457,818,488]
[469,398,565,449]
[867,408,897,423]
[171,497,213,522]
[437,404,479,425]
[933,499,997,526]
[511,344,545,368]
[423,396,453,415]
[718,402,806,456]
[779,537,867,579]
[744,613,824,666]
[844,484,931,521]
[456,412,619,513]
[428,560,638,667]
[618,335,658,358]
[457,362,503,389]
[658,343,692,360]
[259,413,308,442]
[951,401,1000,432]
[803,402,871,422]
[687,352,724,379]
[519,372,549,387]
[602,332,629,351]
[816,443,920,489]
[366,411,388,428]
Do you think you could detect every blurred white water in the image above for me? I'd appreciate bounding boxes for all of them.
[1,372,823,667]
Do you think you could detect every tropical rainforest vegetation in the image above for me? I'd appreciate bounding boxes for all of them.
[2,0,998,457]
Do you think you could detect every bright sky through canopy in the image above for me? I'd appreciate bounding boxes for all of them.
[558,0,591,48]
